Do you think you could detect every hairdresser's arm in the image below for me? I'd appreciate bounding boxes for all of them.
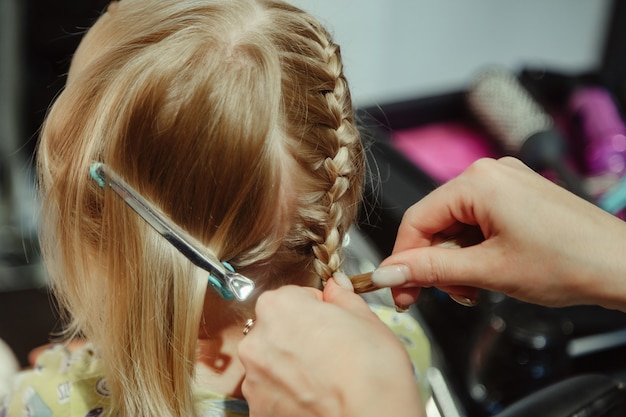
[373,157,626,312]
[238,279,423,417]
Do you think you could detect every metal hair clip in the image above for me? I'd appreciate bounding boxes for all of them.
[89,162,255,301]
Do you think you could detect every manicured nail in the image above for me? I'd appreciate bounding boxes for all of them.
[333,271,354,292]
[449,294,478,307]
[371,265,410,287]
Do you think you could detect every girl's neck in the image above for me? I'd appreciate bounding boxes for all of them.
[196,293,251,399]
[196,324,246,399]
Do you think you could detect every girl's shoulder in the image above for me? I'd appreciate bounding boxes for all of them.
[4,343,250,417]
[2,342,110,417]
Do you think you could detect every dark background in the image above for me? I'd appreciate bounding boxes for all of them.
[0,0,109,367]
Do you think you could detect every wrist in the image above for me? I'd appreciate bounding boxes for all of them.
[571,214,626,312]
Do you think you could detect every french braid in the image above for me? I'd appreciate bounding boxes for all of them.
[311,37,359,280]
[267,1,365,283]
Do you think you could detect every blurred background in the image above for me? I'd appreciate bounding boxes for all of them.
[2,1,626,415]
[292,0,612,107]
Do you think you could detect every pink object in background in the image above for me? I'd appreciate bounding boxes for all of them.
[390,122,498,183]
[568,87,626,177]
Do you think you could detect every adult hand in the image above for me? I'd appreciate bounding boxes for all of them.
[238,278,423,417]
[372,157,626,312]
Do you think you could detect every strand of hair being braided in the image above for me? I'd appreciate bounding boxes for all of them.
[266,0,365,284]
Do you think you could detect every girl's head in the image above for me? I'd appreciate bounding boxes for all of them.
[37,0,363,415]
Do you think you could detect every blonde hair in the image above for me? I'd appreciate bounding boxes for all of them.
[37,0,364,416]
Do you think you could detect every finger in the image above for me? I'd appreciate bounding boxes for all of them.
[332,271,354,292]
[390,285,479,310]
[376,244,500,291]
[390,287,421,310]
[393,175,480,254]
[438,285,480,307]
[393,157,535,255]
[252,286,323,327]
[323,278,373,316]
[256,285,323,315]
[498,155,528,169]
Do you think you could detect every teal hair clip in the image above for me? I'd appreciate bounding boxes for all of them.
[89,162,255,301]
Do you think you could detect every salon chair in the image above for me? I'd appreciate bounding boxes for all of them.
[493,374,626,417]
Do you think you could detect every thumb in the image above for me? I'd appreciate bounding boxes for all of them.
[323,278,373,316]
[374,244,494,291]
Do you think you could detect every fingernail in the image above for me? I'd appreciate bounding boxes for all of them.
[449,294,478,307]
[371,265,410,287]
[395,304,410,313]
[333,271,354,292]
